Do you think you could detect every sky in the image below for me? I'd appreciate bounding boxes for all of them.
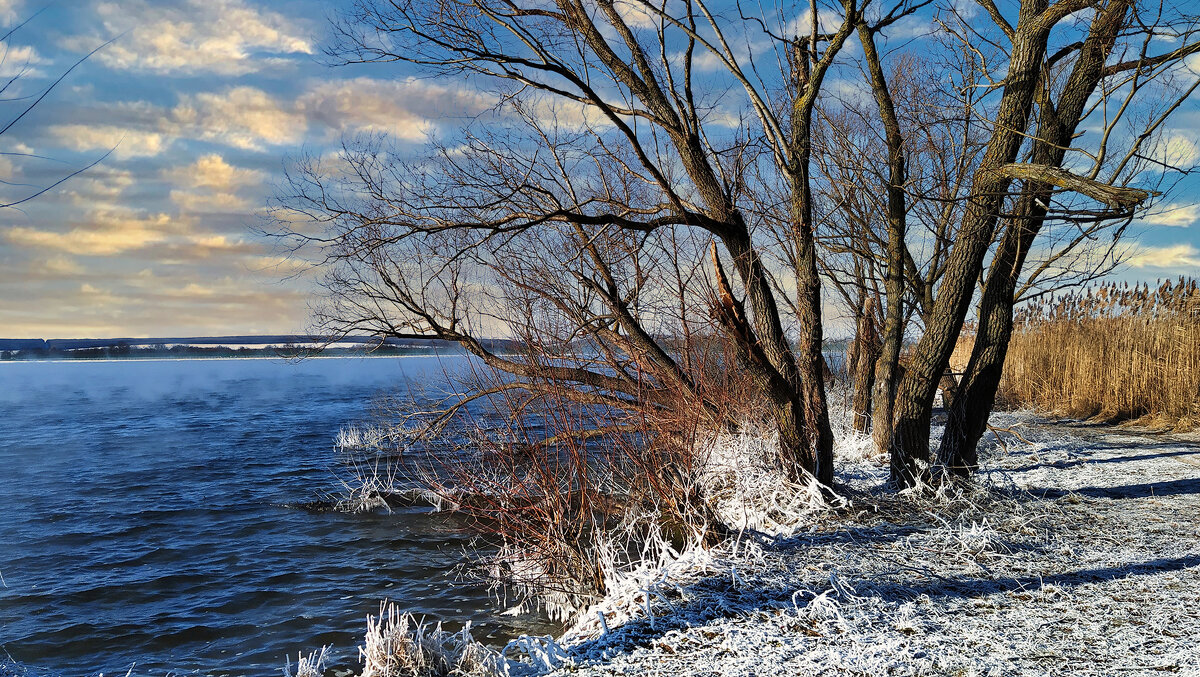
[0,0,1197,339]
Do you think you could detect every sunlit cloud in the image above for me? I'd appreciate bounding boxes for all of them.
[1140,202,1199,228]
[1150,133,1200,170]
[173,86,307,150]
[48,124,170,159]
[164,154,265,192]
[299,78,495,142]
[75,0,312,76]
[6,209,172,255]
[164,154,264,213]
[1125,243,1200,269]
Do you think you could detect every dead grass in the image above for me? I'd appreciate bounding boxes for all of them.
[974,278,1200,428]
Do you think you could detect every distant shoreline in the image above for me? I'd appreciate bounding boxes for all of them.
[0,353,467,364]
[0,347,473,363]
[0,336,521,362]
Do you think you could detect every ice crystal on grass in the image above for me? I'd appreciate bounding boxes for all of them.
[283,647,329,677]
[288,411,1200,677]
[554,413,1200,676]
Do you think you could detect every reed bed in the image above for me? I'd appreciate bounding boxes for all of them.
[993,277,1200,427]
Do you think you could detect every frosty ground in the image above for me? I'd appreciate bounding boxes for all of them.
[548,414,1200,676]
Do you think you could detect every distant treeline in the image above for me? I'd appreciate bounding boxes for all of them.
[0,336,522,361]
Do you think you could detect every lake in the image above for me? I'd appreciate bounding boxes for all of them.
[0,357,552,676]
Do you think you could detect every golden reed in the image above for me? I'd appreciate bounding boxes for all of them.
[955,277,1200,428]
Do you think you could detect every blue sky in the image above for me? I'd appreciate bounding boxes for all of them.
[0,0,1196,338]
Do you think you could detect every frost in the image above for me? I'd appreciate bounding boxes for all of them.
[290,411,1200,677]
[555,412,1200,676]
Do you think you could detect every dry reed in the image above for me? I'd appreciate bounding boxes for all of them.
[986,277,1199,427]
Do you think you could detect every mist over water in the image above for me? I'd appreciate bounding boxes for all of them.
[0,357,551,677]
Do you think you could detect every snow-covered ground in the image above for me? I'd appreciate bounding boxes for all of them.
[553,413,1200,676]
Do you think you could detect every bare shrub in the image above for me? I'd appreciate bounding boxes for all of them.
[357,603,501,677]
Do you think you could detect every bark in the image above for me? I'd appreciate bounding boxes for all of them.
[889,0,1083,488]
[851,297,881,432]
[858,21,908,458]
[940,0,1134,474]
[781,5,861,488]
[709,242,812,480]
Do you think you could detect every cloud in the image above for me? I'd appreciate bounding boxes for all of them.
[173,86,308,150]
[48,124,169,159]
[299,77,496,141]
[1150,133,1200,169]
[6,209,172,255]
[43,255,84,275]
[0,39,42,77]
[81,0,313,76]
[0,0,21,26]
[164,154,264,212]
[40,77,495,162]
[164,154,264,192]
[1141,202,1199,228]
[169,190,252,212]
[612,0,659,29]
[1125,243,1200,269]
[61,166,136,205]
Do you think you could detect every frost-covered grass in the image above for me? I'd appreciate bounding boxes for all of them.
[283,647,329,677]
[293,408,1200,676]
[554,413,1200,676]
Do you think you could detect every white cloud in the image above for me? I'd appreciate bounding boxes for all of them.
[0,40,42,77]
[43,78,494,160]
[612,0,659,29]
[83,0,313,76]
[1141,202,1199,228]
[1150,133,1200,169]
[6,209,172,255]
[48,124,169,159]
[0,0,22,26]
[62,167,137,205]
[1125,243,1200,269]
[173,86,308,150]
[299,77,495,141]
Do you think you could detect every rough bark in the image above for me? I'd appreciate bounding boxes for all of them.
[888,0,1091,488]
[940,0,1134,474]
[857,20,909,458]
[851,296,881,432]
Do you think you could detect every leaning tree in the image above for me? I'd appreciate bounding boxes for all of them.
[276,0,1198,495]
[277,0,929,488]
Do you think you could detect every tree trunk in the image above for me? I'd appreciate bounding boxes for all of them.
[793,190,836,487]
[858,21,908,459]
[852,297,881,432]
[888,1,1060,488]
[940,0,1133,474]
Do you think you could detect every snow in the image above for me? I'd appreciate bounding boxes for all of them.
[551,413,1200,676]
[289,410,1200,676]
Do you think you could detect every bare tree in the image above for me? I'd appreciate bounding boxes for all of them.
[278,0,1197,505]
[276,0,925,488]
[939,0,1200,473]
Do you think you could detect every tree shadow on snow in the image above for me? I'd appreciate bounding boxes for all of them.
[1027,476,1200,500]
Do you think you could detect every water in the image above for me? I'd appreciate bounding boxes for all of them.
[0,357,552,676]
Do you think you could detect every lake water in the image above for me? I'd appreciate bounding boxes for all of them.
[0,357,552,677]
